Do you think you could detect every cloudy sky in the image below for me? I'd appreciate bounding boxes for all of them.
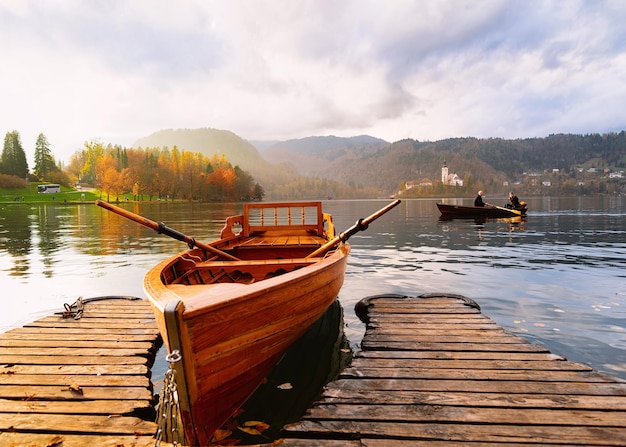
[2,0,625,165]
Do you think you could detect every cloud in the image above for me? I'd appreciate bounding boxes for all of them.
[1,0,625,165]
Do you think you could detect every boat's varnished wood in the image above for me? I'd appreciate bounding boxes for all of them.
[0,298,171,446]
[280,294,626,446]
[143,201,351,445]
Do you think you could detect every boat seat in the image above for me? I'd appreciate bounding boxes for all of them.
[192,258,319,271]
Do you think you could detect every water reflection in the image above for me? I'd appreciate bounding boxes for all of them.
[218,300,351,444]
[2,205,32,276]
[1,198,625,381]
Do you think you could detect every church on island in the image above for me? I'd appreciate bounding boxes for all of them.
[441,161,464,186]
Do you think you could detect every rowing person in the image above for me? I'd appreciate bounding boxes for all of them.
[505,191,521,209]
[474,190,485,207]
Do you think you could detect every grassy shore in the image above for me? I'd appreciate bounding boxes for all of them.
[0,184,100,204]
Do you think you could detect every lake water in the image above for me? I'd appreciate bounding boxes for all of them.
[1,197,625,381]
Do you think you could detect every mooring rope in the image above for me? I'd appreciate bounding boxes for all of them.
[60,295,142,320]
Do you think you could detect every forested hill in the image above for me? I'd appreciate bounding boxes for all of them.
[258,132,626,196]
[133,128,267,171]
[132,128,625,198]
[260,135,389,177]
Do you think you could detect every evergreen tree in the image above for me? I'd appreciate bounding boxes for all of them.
[1,131,29,178]
[33,133,57,180]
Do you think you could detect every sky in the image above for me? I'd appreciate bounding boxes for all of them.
[1,0,626,165]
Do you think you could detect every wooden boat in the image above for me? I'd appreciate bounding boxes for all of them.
[437,203,527,218]
[96,199,400,446]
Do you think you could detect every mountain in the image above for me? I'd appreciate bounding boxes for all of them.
[258,135,390,177]
[131,128,626,198]
[133,128,267,171]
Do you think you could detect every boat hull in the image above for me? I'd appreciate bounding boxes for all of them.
[145,234,349,445]
[437,203,527,218]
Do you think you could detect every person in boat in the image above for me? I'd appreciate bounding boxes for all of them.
[505,191,521,209]
[474,190,485,207]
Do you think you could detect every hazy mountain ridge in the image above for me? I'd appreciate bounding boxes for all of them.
[259,135,390,178]
[132,128,626,198]
[133,128,266,169]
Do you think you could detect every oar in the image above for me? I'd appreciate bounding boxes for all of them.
[95,200,240,261]
[488,204,522,216]
[306,199,401,259]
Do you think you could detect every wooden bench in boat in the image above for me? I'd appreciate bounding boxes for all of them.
[220,202,331,242]
[170,257,321,285]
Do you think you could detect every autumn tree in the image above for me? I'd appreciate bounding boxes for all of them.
[64,143,261,202]
[81,140,105,184]
[94,154,119,201]
[155,149,178,200]
[66,150,87,185]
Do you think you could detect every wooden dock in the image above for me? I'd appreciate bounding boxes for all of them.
[0,296,168,447]
[3,293,626,446]
[280,294,626,446]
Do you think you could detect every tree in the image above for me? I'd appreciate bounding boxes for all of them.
[253,183,265,200]
[33,133,57,180]
[1,131,29,178]
[234,165,255,199]
[80,140,105,184]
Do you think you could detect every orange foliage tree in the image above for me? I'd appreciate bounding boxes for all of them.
[65,144,261,202]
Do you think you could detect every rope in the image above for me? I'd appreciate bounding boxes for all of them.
[60,296,142,320]
[62,297,84,320]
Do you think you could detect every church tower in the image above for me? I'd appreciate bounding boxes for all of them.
[441,161,448,184]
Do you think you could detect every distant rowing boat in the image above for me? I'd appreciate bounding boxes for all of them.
[436,203,527,218]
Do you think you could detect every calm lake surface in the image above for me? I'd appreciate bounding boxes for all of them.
[1,196,625,380]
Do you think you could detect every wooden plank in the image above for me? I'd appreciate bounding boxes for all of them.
[0,339,155,349]
[347,358,593,371]
[360,341,550,351]
[0,363,149,375]
[341,368,608,382]
[0,331,158,342]
[0,384,153,400]
[0,433,169,447]
[356,350,565,360]
[25,318,158,328]
[320,388,626,410]
[369,322,500,329]
[0,398,152,415]
[60,313,156,320]
[327,378,626,395]
[1,347,155,357]
[0,373,150,387]
[305,404,626,427]
[0,413,156,434]
[0,354,150,365]
[368,315,496,323]
[2,327,159,337]
[285,420,626,445]
[364,334,531,343]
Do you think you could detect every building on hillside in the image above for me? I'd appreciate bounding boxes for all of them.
[441,161,464,186]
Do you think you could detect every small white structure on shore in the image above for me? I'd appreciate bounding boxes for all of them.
[441,162,464,186]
